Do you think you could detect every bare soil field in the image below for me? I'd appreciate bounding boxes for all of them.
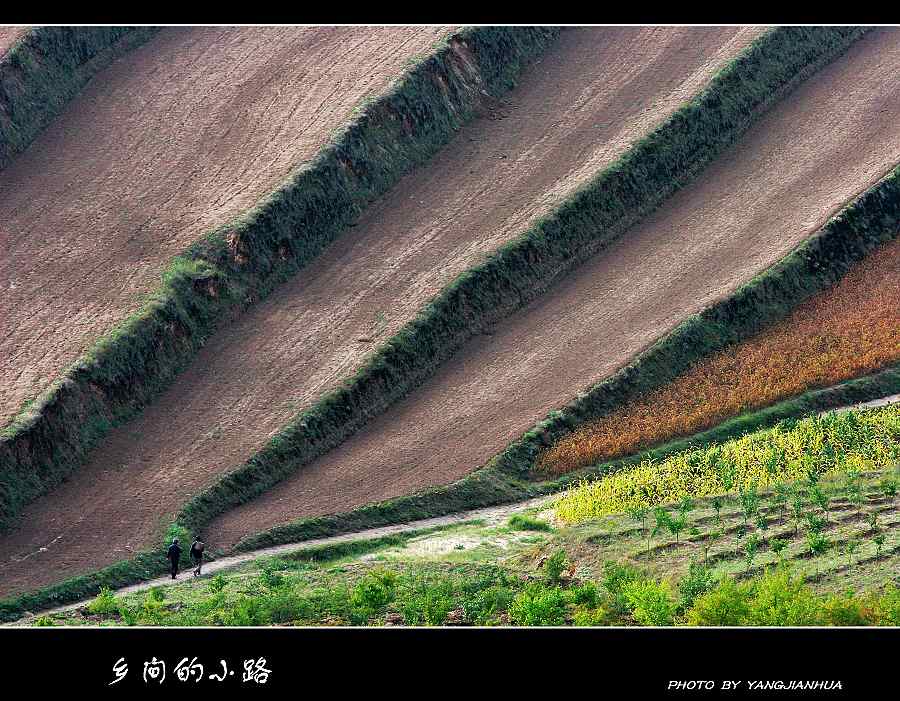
[208,29,900,547]
[0,27,25,57]
[0,27,762,595]
[0,25,452,425]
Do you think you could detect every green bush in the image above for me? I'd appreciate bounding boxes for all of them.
[215,594,271,627]
[746,567,821,626]
[566,581,600,608]
[678,562,716,612]
[508,514,552,531]
[601,560,646,614]
[399,577,455,627]
[350,569,397,621]
[572,605,614,627]
[86,587,117,615]
[208,573,228,594]
[686,578,753,626]
[508,584,567,626]
[822,591,868,626]
[543,549,569,584]
[462,585,515,625]
[623,579,676,626]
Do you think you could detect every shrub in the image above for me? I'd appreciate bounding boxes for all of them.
[462,585,515,625]
[601,561,645,614]
[350,569,397,621]
[208,573,228,594]
[508,514,552,532]
[265,590,307,625]
[86,587,117,615]
[746,568,822,626]
[566,582,600,608]
[399,578,455,626]
[215,595,271,626]
[259,559,291,589]
[117,603,138,626]
[508,584,568,626]
[543,549,569,584]
[822,591,868,626]
[623,579,675,626]
[678,562,716,612]
[686,578,752,626]
[572,605,613,626]
[872,586,900,625]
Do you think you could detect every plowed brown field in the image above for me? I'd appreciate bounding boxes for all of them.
[0,25,452,425]
[0,27,763,595]
[0,27,25,57]
[207,29,900,548]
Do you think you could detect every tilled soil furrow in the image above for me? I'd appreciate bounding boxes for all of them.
[207,29,900,549]
[0,26,25,57]
[0,27,762,596]
[0,25,453,424]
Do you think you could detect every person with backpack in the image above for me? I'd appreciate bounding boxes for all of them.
[190,537,206,576]
[167,538,182,580]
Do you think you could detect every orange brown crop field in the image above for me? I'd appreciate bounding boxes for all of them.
[538,236,900,477]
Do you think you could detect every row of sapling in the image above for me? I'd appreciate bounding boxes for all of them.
[623,467,898,578]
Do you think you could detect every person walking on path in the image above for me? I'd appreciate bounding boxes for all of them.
[167,538,182,580]
[190,538,205,576]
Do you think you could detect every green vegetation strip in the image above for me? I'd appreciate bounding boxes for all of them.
[1,370,895,622]
[33,505,900,626]
[180,27,869,537]
[0,27,560,531]
[0,26,159,170]
[0,26,879,620]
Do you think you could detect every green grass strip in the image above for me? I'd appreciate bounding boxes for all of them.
[179,27,870,536]
[0,27,560,532]
[0,26,159,170]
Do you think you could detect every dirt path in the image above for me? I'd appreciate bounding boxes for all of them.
[0,26,25,57]
[0,25,453,425]
[0,27,763,596]
[208,29,900,549]
[13,391,898,623]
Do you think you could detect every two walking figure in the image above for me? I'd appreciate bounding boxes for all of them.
[167,537,205,580]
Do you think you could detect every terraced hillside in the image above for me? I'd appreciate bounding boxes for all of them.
[209,28,900,549]
[25,400,900,626]
[541,235,900,475]
[0,25,453,425]
[0,27,764,595]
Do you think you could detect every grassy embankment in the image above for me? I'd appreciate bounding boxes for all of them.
[0,26,158,170]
